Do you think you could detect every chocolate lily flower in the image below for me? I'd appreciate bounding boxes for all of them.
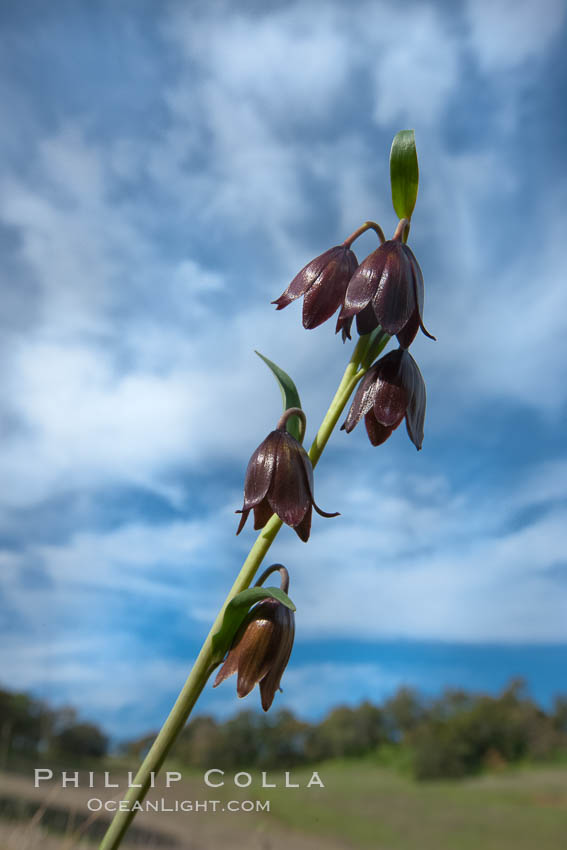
[273,245,358,331]
[336,219,435,347]
[236,408,339,542]
[342,347,426,450]
[213,565,295,712]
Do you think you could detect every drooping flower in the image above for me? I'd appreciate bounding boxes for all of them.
[213,597,295,711]
[336,221,434,347]
[236,409,339,542]
[273,245,358,332]
[341,347,426,450]
[213,565,295,712]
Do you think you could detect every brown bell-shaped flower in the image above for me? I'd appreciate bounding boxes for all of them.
[341,347,426,450]
[213,565,295,712]
[236,408,338,542]
[272,245,358,332]
[336,220,435,347]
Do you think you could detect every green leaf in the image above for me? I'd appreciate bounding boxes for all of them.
[211,586,296,664]
[390,130,419,222]
[255,351,303,441]
[361,327,390,370]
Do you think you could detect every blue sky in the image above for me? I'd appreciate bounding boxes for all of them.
[1,0,567,738]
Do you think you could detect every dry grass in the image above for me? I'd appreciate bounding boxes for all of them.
[0,768,351,850]
[3,761,566,850]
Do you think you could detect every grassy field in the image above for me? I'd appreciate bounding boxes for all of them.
[1,759,565,849]
[263,758,567,850]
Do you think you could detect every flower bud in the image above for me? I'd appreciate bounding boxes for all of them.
[341,347,426,450]
[336,234,434,347]
[213,566,295,712]
[236,413,339,541]
[273,245,358,331]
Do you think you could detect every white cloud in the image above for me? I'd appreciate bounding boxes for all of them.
[363,4,461,127]
[269,460,567,643]
[8,0,564,520]
[0,633,198,735]
[163,3,351,123]
[4,454,566,658]
[0,127,145,338]
[0,637,408,735]
[466,0,565,71]
[419,181,567,415]
[514,458,567,507]
[1,0,566,732]
[158,0,465,259]
[0,293,351,508]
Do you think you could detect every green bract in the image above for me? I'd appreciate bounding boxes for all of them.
[255,351,303,442]
[390,129,419,223]
[211,586,295,666]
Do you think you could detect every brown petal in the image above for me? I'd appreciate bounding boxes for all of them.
[302,247,357,329]
[213,648,241,688]
[293,506,312,542]
[268,432,311,527]
[236,650,272,698]
[355,302,380,335]
[408,249,435,341]
[364,348,407,427]
[240,431,280,512]
[371,242,415,335]
[258,607,295,711]
[341,364,381,433]
[335,313,353,340]
[396,305,420,349]
[302,272,340,329]
[372,377,407,427]
[233,606,277,697]
[272,247,344,310]
[253,499,274,530]
[235,508,251,535]
[399,349,426,450]
[364,412,396,446]
[338,249,383,319]
[408,248,424,321]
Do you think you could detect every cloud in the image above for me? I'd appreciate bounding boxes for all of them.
[164,3,351,123]
[0,338,199,507]
[465,0,565,71]
[270,459,567,643]
[3,452,566,664]
[158,0,465,261]
[5,0,562,512]
[0,633,199,735]
[419,180,567,416]
[364,4,461,128]
[0,0,566,734]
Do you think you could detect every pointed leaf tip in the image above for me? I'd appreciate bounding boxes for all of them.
[255,351,303,442]
[390,130,419,221]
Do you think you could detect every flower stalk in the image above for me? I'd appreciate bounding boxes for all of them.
[98,334,371,850]
[100,130,431,850]
[342,220,386,248]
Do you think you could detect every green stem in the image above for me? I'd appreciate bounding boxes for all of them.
[393,217,410,244]
[98,332,371,850]
[309,335,369,468]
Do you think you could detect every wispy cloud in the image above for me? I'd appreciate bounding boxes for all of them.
[465,0,565,71]
[0,0,566,732]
